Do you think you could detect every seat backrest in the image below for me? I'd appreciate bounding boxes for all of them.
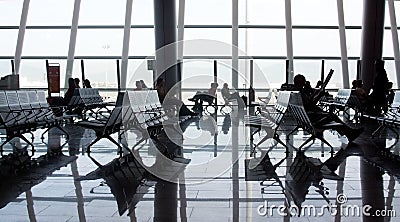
[335,89,351,105]
[104,106,123,134]
[127,90,163,128]
[0,91,14,126]
[6,91,21,112]
[275,91,292,113]
[37,90,50,108]
[28,91,41,109]
[68,88,82,106]
[288,92,314,134]
[121,92,135,127]
[17,91,31,110]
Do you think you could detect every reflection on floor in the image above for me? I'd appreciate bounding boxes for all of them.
[0,109,399,222]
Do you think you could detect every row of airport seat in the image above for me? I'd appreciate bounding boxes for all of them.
[0,90,69,155]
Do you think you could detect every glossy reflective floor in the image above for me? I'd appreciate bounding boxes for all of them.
[0,109,399,222]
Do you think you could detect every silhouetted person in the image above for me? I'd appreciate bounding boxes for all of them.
[140,80,148,89]
[351,80,358,89]
[74,78,81,88]
[189,82,218,113]
[370,60,390,114]
[293,74,363,142]
[156,78,197,117]
[222,114,232,134]
[64,78,76,105]
[83,79,92,88]
[221,83,245,109]
[134,80,143,90]
[353,80,368,107]
[387,81,395,106]
[155,78,167,103]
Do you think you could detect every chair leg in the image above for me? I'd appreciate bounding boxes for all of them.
[17,134,35,156]
[372,125,385,138]
[274,134,289,153]
[286,126,299,139]
[106,135,123,157]
[29,132,34,142]
[40,128,50,140]
[298,136,315,151]
[86,137,102,154]
[88,153,103,167]
[317,136,334,154]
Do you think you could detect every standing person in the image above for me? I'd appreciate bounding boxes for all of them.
[221,83,245,108]
[370,60,390,114]
[64,78,77,105]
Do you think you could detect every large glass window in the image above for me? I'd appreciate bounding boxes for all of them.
[293,60,324,86]
[72,60,118,88]
[239,29,286,56]
[0,60,13,75]
[346,29,362,57]
[0,1,23,26]
[383,30,395,58]
[127,59,154,89]
[323,60,343,88]
[183,29,232,56]
[251,60,285,89]
[75,29,124,56]
[129,28,155,56]
[185,0,232,25]
[22,29,70,56]
[0,30,18,56]
[79,0,126,25]
[19,60,67,88]
[26,0,74,26]
[385,60,397,89]
[343,0,364,26]
[131,0,154,25]
[293,29,341,56]
[291,0,338,26]
[238,0,285,25]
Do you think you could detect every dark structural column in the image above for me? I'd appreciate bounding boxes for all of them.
[360,0,386,92]
[154,0,180,93]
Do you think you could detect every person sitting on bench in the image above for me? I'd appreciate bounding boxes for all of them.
[221,83,245,109]
[294,74,364,142]
[156,78,198,117]
[189,82,218,112]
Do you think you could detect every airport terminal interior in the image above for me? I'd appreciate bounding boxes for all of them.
[2,0,400,221]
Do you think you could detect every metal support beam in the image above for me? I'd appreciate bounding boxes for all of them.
[177,0,185,61]
[65,0,81,88]
[337,0,350,88]
[232,0,239,89]
[154,0,179,93]
[121,0,133,90]
[285,0,294,83]
[388,0,400,87]
[14,0,30,75]
[360,0,386,92]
